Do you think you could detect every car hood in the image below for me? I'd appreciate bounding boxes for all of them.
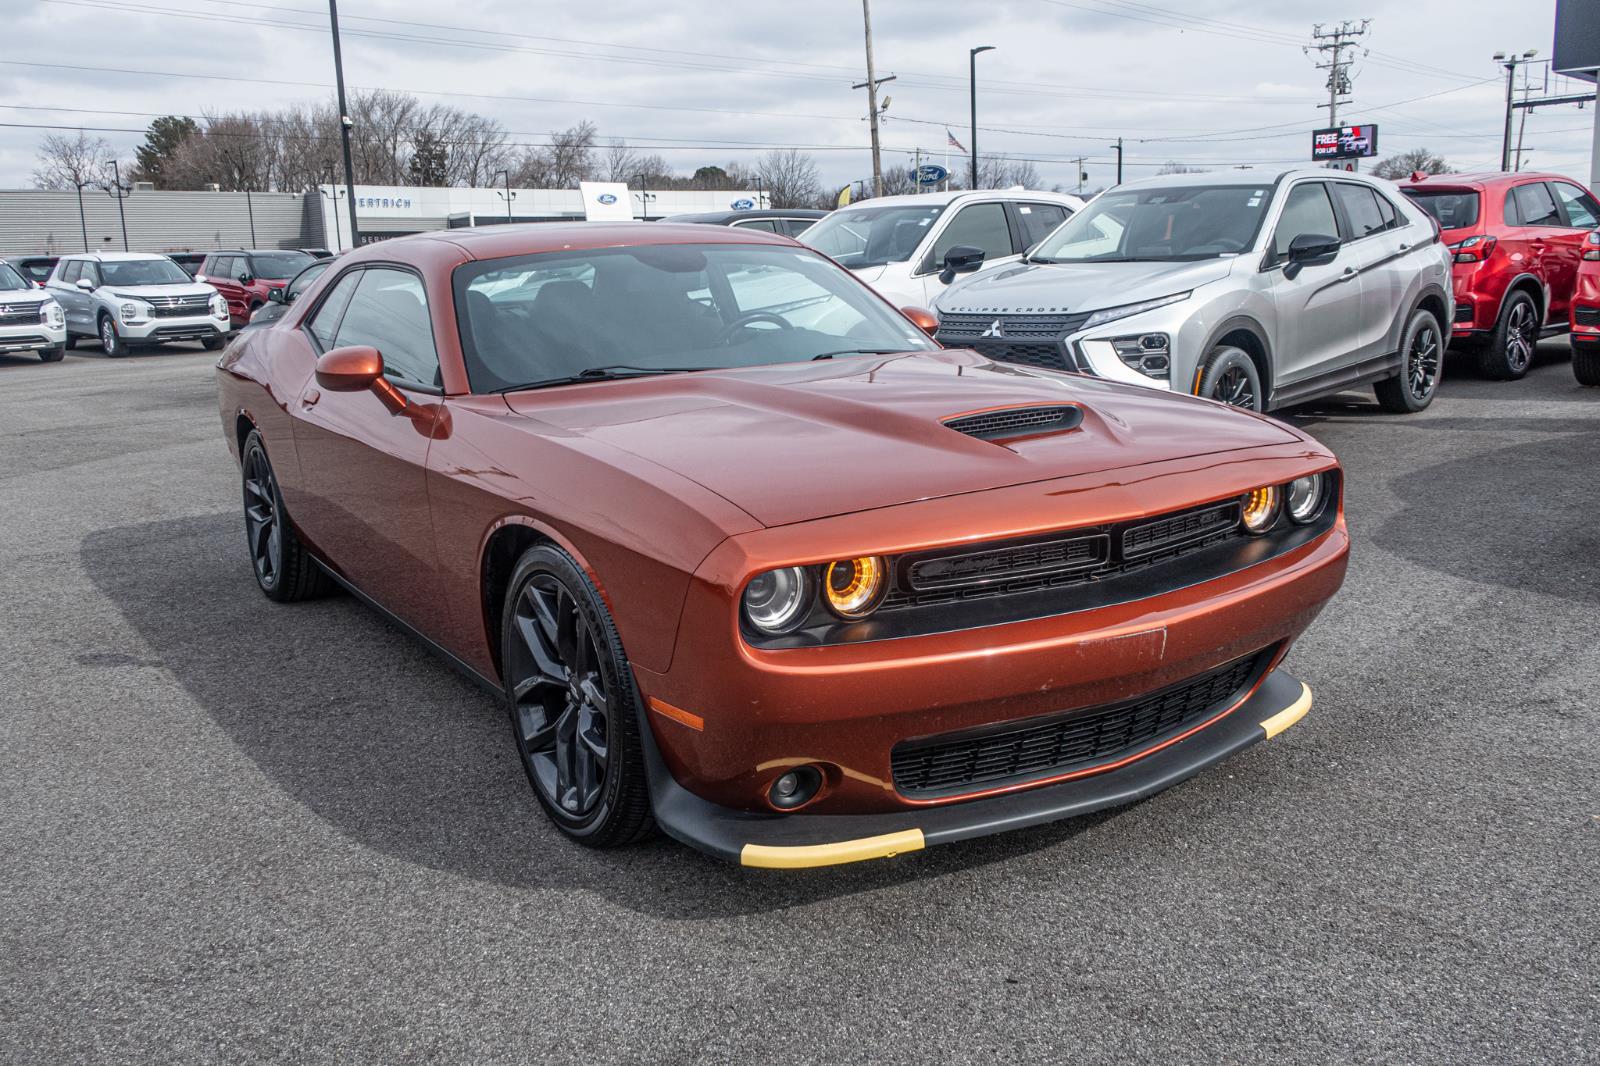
[936,257,1237,318]
[0,290,50,305]
[106,283,217,300]
[503,349,1300,528]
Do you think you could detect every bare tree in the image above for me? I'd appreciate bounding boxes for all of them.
[32,131,114,190]
[756,148,821,208]
[602,138,642,183]
[1155,161,1208,175]
[1371,148,1452,180]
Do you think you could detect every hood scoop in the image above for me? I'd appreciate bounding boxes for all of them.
[943,404,1084,443]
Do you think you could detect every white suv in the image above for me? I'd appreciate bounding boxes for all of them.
[46,253,230,356]
[934,169,1454,413]
[800,188,1084,308]
[0,258,67,361]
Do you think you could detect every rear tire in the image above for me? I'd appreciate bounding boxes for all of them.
[98,313,127,358]
[63,335,78,351]
[240,429,334,602]
[1575,343,1600,387]
[1197,345,1264,411]
[38,344,65,363]
[500,544,656,849]
[1478,290,1537,380]
[1374,309,1443,413]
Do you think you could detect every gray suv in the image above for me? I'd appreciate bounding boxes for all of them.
[46,252,230,357]
[934,169,1454,413]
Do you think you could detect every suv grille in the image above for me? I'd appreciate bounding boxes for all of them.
[0,303,44,325]
[145,294,212,318]
[890,650,1267,798]
[935,312,1092,373]
[943,404,1081,441]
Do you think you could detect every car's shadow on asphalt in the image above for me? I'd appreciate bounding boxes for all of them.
[82,512,1118,918]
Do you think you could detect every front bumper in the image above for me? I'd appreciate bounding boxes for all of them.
[120,315,229,341]
[0,321,66,353]
[647,667,1312,868]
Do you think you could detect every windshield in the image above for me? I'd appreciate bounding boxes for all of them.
[1402,189,1479,231]
[100,259,192,287]
[0,263,30,290]
[1031,185,1273,262]
[248,251,315,280]
[801,203,945,268]
[453,243,939,392]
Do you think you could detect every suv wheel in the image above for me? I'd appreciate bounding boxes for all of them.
[1479,290,1537,380]
[1197,346,1264,411]
[1575,343,1600,387]
[38,344,65,363]
[1374,309,1443,413]
[63,335,77,351]
[98,313,127,358]
[202,336,227,351]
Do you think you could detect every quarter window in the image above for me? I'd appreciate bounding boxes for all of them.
[1273,182,1340,259]
[732,219,779,233]
[1333,183,1386,239]
[307,269,362,350]
[1508,183,1561,227]
[929,203,1015,269]
[1552,181,1600,228]
[332,268,440,387]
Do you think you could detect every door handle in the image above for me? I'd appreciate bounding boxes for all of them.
[1341,267,1356,278]
[1397,243,1410,252]
[302,388,321,408]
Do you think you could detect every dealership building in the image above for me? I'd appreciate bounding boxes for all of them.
[0,183,768,257]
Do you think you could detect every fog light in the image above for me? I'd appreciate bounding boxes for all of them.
[1112,333,1171,380]
[1286,474,1325,524]
[769,765,822,810]
[1240,486,1280,533]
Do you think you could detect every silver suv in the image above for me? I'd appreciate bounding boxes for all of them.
[46,253,230,356]
[934,169,1454,413]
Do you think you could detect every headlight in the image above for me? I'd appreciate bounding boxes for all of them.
[119,301,147,322]
[1081,291,1190,331]
[1240,486,1280,534]
[1286,474,1325,524]
[823,556,887,619]
[211,294,228,316]
[742,567,813,635]
[43,300,64,326]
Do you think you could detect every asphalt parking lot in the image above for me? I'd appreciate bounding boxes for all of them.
[2,339,1596,1063]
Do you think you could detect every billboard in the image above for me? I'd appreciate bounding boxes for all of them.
[1554,0,1600,81]
[1312,125,1379,161]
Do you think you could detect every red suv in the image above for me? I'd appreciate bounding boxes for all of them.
[197,249,315,327]
[1401,171,1600,380]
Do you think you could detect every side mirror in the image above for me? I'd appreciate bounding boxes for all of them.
[194,274,207,283]
[939,245,986,285]
[315,345,408,415]
[900,305,939,338]
[1286,232,1340,264]
[238,273,254,286]
[267,288,285,305]
[75,277,95,291]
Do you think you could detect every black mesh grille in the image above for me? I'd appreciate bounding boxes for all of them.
[943,405,1082,441]
[0,303,44,325]
[890,650,1266,797]
[146,295,213,318]
[905,533,1108,592]
[1454,302,1474,324]
[1575,306,1600,327]
[935,311,1091,373]
[936,312,1089,337]
[1122,502,1241,559]
[964,340,1071,369]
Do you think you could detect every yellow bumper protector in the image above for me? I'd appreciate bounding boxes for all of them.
[740,828,925,869]
[1259,682,1313,739]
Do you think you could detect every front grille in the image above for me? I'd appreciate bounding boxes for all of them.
[1575,306,1600,327]
[936,312,1089,338]
[1454,301,1474,324]
[943,404,1081,441]
[890,650,1266,798]
[935,311,1091,373]
[146,295,212,318]
[905,533,1108,592]
[0,303,44,325]
[0,334,49,347]
[964,339,1070,369]
[1123,501,1241,559]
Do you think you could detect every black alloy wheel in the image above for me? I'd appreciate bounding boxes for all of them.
[1197,345,1264,412]
[502,545,654,846]
[1480,290,1537,381]
[1375,309,1444,413]
[239,430,332,602]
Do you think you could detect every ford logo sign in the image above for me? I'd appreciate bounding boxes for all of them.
[731,198,755,210]
[596,193,618,205]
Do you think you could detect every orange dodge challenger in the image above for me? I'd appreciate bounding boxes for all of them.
[216,223,1347,868]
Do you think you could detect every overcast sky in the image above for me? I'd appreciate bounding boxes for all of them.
[0,0,1590,191]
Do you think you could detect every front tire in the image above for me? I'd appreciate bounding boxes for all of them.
[63,335,78,351]
[1479,289,1537,380]
[240,430,332,602]
[501,544,655,848]
[38,344,65,363]
[98,314,127,358]
[202,335,227,351]
[1575,343,1600,387]
[1374,309,1443,413]
[1197,345,1264,411]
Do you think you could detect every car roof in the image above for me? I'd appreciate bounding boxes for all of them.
[399,221,801,262]
[833,188,1083,212]
[664,209,828,224]
[1400,171,1576,190]
[203,249,312,255]
[66,251,176,262]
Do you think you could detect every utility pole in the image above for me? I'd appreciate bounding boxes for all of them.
[1308,19,1369,168]
[1069,157,1086,196]
[969,45,995,190]
[1110,138,1123,186]
[327,0,361,247]
[1495,50,1540,171]
[855,0,893,198]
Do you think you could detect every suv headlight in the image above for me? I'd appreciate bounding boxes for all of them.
[1082,291,1191,331]
[43,299,64,327]
[119,300,148,323]
[211,294,228,317]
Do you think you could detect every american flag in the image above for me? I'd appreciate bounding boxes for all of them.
[946,128,967,154]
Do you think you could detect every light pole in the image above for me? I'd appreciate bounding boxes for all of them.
[327,0,361,246]
[104,160,130,251]
[493,169,515,223]
[319,163,345,250]
[969,45,994,190]
[635,173,653,220]
[1495,49,1539,172]
[72,178,91,251]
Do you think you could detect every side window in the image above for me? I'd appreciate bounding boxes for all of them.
[929,202,1015,269]
[1018,203,1069,247]
[60,260,81,284]
[1273,182,1340,259]
[1333,184,1385,240]
[780,219,814,238]
[1509,183,1561,227]
[1552,182,1600,228]
[333,268,440,387]
[199,255,216,276]
[220,256,242,279]
[733,220,779,233]
[307,269,362,350]
[287,263,328,301]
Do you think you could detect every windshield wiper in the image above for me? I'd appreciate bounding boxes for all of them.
[494,364,706,393]
[811,348,907,360]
